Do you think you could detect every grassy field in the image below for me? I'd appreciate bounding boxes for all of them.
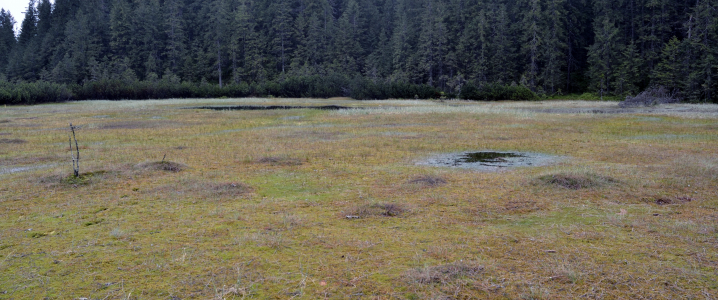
[1,99,717,299]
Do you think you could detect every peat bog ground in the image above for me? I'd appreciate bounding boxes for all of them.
[0,98,717,299]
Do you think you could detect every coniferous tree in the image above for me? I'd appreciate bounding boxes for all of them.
[588,0,622,97]
[652,36,683,91]
[613,41,641,96]
[488,3,515,84]
[271,0,293,75]
[163,0,187,78]
[418,0,448,87]
[0,9,17,76]
[521,0,542,91]
[541,0,566,94]
[134,0,164,79]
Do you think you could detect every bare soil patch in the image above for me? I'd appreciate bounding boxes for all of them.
[0,138,27,144]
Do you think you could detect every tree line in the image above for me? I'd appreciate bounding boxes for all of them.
[0,0,716,103]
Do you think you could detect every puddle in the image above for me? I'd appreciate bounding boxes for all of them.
[418,151,562,171]
[190,105,351,111]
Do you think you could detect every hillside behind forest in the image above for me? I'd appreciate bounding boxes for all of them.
[0,0,716,103]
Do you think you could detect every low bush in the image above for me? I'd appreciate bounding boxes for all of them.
[460,83,538,101]
[0,81,72,104]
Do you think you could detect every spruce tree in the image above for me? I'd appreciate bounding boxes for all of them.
[488,3,516,84]
[17,0,37,46]
[541,0,566,94]
[613,41,641,96]
[521,0,542,91]
[163,0,187,77]
[271,0,293,75]
[652,36,683,91]
[0,9,16,75]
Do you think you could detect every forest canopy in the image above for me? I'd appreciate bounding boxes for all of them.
[0,0,716,103]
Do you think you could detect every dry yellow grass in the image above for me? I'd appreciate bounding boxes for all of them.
[0,99,717,299]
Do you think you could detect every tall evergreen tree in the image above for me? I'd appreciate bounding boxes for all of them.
[588,0,622,97]
[521,0,542,91]
[0,9,16,76]
[418,0,448,87]
[163,0,187,77]
[271,0,293,75]
[541,0,567,94]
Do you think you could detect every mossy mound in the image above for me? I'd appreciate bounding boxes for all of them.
[536,172,617,190]
[136,161,187,173]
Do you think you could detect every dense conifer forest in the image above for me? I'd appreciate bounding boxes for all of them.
[0,0,716,104]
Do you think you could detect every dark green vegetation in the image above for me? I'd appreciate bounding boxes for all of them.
[0,0,717,103]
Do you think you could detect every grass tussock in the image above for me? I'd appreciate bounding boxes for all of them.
[405,262,485,285]
[136,161,186,173]
[256,156,304,166]
[408,175,447,187]
[645,196,694,206]
[535,172,617,190]
[39,170,112,186]
[209,182,253,197]
[346,203,408,218]
[0,138,27,144]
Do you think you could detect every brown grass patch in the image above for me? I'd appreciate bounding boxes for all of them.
[0,120,9,123]
[408,175,447,187]
[536,172,617,190]
[0,132,10,135]
[0,138,27,144]
[209,182,253,197]
[405,262,484,285]
[646,196,693,206]
[136,161,187,172]
[503,200,542,213]
[345,203,408,218]
[256,156,304,166]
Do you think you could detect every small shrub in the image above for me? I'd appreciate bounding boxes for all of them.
[619,86,681,108]
[536,172,616,190]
